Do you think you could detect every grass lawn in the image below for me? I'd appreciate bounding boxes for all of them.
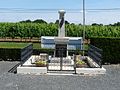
[0,42,40,49]
[0,42,30,49]
[0,42,88,50]
[32,43,88,50]
[33,43,41,49]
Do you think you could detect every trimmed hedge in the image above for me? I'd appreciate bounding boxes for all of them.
[90,37,120,64]
[33,48,54,55]
[33,48,88,56]
[0,43,33,61]
[0,48,21,61]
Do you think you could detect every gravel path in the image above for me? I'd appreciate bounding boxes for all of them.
[0,61,120,90]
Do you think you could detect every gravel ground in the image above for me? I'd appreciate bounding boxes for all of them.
[0,61,120,90]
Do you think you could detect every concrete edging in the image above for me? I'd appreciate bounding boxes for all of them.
[76,67,106,75]
[86,56,100,68]
[17,66,47,75]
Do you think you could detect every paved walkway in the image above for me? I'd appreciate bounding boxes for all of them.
[0,61,120,90]
[48,65,74,71]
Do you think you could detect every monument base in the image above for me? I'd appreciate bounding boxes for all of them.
[54,37,69,57]
[55,44,67,57]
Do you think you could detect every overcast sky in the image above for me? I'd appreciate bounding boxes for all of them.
[0,0,120,24]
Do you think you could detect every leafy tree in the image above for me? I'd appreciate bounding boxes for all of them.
[113,22,120,26]
[65,20,70,24]
[20,20,32,23]
[33,19,47,24]
[55,20,59,24]
[0,22,120,39]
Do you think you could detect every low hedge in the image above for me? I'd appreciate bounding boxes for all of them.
[33,48,54,55]
[33,48,87,56]
[90,37,120,64]
[0,48,21,61]
[0,43,33,61]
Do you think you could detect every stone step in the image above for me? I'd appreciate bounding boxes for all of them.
[47,70,75,74]
[48,66,75,71]
[48,63,74,66]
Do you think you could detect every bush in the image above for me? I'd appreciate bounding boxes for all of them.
[33,48,54,55]
[90,37,120,64]
[0,23,120,38]
[76,59,87,68]
[76,60,85,65]
[34,60,46,67]
[0,43,32,61]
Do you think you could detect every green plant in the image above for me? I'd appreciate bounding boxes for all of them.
[34,60,46,67]
[76,59,86,68]
[0,43,32,61]
[76,60,86,65]
[0,22,120,39]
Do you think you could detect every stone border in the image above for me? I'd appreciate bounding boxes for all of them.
[76,56,106,75]
[17,55,106,75]
[17,66,47,75]
[17,55,47,75]
[86,56,100,68]
[76,67,106,75]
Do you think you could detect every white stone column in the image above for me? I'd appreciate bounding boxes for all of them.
[58,10,66,37]
[67,44,69,57]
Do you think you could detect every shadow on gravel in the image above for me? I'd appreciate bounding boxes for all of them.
[8,63,21,74]
[0,61,20,74]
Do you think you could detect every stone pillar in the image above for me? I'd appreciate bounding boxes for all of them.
[58,10,66,37]
[67,44,69,57]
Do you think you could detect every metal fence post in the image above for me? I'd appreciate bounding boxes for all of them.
[73,54,77,74]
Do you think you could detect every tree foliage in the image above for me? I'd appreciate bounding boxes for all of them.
[0,22,120,39]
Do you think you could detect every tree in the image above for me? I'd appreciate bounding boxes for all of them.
[92,23,99,26]
[20,20,31,23]
[33,19,47,24]
[55,20,70,24]
[65,20,70,24]
[55,20,59,24]
[113,22,120,26]
[92,23,103,26]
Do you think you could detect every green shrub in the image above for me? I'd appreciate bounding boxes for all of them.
[0,23,120,38]
[0,43,32,61]
[76,60,85,65]
[34,60,46,67]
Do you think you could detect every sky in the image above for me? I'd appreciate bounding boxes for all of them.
[0,0,120,24]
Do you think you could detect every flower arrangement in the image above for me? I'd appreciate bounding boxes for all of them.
[34,60,46,67]
[76,59,86,68]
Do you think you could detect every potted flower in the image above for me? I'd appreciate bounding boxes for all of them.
[34,60,46,67]
[76,59,87,68]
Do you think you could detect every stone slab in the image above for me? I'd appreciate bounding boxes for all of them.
[17,66,47,74]
[76,67,106,75]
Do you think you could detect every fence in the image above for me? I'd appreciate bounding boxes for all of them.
[88,44,103,68]
[21,44,33,62]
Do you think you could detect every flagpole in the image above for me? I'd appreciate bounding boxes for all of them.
[83,0,85,58]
